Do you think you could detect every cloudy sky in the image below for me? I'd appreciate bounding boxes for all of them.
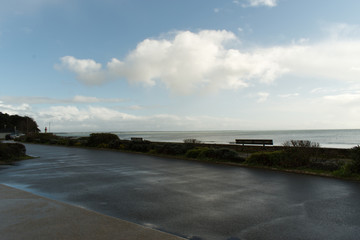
[1,0,360,132]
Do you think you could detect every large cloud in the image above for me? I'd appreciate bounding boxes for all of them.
[57,30,286,94]
[57,27,360,94]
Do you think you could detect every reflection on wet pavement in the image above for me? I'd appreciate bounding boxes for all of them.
[1,143,360,240]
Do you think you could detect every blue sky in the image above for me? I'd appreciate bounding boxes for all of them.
[1,0,360,132]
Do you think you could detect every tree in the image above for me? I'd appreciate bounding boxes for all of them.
[0,112,40,133]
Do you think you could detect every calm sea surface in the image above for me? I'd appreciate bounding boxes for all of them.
[56,129,360,149]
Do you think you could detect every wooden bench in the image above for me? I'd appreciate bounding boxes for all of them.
[235,139,273,146]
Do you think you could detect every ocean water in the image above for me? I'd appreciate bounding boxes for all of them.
[55,129,360,149]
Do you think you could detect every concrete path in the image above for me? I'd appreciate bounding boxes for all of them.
[0,184,185,240]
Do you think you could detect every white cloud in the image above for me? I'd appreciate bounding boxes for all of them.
[257,92,269,102]
[240,0,278,7]
[72,96,100,103]
[58,30,286,94]
[275,40,360,82]
[87,106,137,121]
[278,93,299,98]
[2,96,360,132]
[55,56,107,85]
[57,24,360,96]
[0,101,31,115]
[325,23,360,40]
[128,105,143,110]
[32,102,359,132]
[0,96,124,104]
[323,92,360,104]
[44,106,89,122]
[72,95,123,103]
[34,105,244,132]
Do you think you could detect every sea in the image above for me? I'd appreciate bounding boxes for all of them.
[55,129,360,149]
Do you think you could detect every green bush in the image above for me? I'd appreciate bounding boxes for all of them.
[185,147,243,162]
[76,137,89,147]
[87,133,120,147]
[155,143,190,155]
[282,140,320,168]
[185,147,208,158]
[333,163,354,178]
[18,133,58,144]
[308,159,344,171]
[199,148,216,159]
[126,141,151,152]
[349,145,360,174]
[0,142,26,162]
[247,151,285,167]
[283,140,320,148]
[214,148,240,161]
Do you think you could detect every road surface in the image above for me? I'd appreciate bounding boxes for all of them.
[1,143,359,240]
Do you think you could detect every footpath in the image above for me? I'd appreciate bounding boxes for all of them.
[0,184,185,240]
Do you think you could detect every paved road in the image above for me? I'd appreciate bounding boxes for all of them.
[0,184,185,240]
[1,143,360,240]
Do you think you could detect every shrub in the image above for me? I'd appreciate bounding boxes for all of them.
[283,140,320,148]
[18,133,59,144]
[308,159,345,171]
[108,139,121,149]
[247,151,285,167]
[76,137,89,146]
[333,163,354,178]
[0,142,26,162]
[155,143,190,155]
[185,147,243,162]
[199,148,216,159]
[349,145,360,174]
[283,140,320,167]
[97,143,109,148]
[213,148,239,161]
[126,141,151,152]
[87,133,120,147]
[185,147,208,158]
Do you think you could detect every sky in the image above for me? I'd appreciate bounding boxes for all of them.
[1,0,360,132]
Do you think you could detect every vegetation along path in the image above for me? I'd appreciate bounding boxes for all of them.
[1,143,360,240]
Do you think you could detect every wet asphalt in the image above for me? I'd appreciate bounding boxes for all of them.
[0,143,360,240]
